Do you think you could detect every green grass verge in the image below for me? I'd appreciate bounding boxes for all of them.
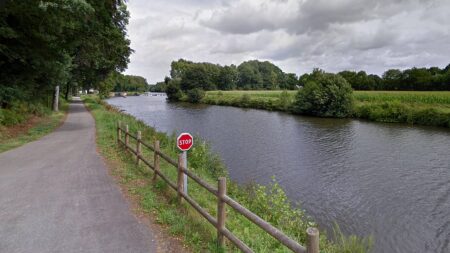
[203,90,450,128]
[0,102,68,153]
[82,95,372,253]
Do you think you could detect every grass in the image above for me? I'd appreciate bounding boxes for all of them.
[82,95,372,253]
[203,90,450,128]
[0,101,68,153]
[353,91,450,106]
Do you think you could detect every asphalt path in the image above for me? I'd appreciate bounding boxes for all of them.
[0,98,155,253]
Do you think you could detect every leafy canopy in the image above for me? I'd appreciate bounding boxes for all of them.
[294,70,353,117]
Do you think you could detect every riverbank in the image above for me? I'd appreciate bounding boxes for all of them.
[83,96,372,253]
[0,102,68,153]
[201,90,450,128]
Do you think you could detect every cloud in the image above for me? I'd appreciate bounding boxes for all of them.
[124,0,450,83]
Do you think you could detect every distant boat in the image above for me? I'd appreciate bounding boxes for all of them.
[120,92,127,97]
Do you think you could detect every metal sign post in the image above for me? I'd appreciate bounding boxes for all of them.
[182,150,188,195]
[177,133,193,196]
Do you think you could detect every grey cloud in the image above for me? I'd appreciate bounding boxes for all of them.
[125,0,450,83]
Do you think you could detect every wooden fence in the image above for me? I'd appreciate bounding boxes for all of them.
[117,122,319,253]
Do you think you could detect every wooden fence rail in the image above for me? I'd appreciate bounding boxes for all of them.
[117,121,319,253]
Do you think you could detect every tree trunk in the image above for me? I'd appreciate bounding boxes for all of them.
[53,85,59,112]
[65,83,71,100]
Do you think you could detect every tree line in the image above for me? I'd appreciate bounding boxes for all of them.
[154,59,450,99]
[100,72,149,93]
[151,59,299,93]
[0,0,132,109]
[335,66,450,91]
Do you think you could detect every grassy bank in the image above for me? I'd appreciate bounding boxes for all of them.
[83,96,372,253]
[203,91,450,128]
[0,101,68,153]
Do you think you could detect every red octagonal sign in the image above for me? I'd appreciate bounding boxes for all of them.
[177,133,193,151]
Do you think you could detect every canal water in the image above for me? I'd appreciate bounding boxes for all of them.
[107,94,450,253]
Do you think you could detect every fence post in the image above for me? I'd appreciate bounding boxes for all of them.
[136,131,142,165]
[177,154,184,203]
[306,227,319,253]
[217,177,227,248]
[153,139,160,181]
[125,125,129,147]
[117,121,121,144]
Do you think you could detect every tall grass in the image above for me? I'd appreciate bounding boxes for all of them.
[83,96,371,253]
[353,91,450,105]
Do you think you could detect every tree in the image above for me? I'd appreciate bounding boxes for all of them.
[236,60,285,90]
[0,0,132,111]
[293,72,353,117]
[237,63,263,89]
[165,80,183,101]
[180,64,210,91]
[282,73,298,90]
[298,73,310,87]
[382,69,403,90]
[218,65,238,90]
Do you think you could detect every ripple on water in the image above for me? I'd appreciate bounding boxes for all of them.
[107,96,450,253]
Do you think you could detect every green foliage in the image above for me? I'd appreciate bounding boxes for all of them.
[338,66,450,91]
[186,88,205,103]
[165,80,183,101]
[294,71,353,117]
[0,101,54,126]
[97,72,149,97]
[1,0,132,111]
[167,59,299,92]
[218,65,238,90]
[277,90,293,111]
[240,94,251,107]
[166,58,449,93]
[0,102,66,152]
[354,101,450,127]
[114,75,149,93]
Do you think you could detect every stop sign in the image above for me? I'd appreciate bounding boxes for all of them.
[177,133,193,151]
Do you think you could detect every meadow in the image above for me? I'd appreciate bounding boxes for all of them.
[203,90,450,128]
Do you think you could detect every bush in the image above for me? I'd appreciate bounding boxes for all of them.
[276,90,293,111]
[186,88,205,103]
[293,72,353,117]
[165,81,183,101]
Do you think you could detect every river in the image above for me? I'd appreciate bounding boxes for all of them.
[107,94,450,253]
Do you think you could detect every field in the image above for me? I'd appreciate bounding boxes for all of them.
[203,90,450,128]
[207,90,450,105]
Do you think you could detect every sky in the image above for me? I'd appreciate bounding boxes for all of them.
[124,0,450,83]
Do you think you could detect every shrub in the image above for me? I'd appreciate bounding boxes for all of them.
[276,90,293,111]
[165,81,183,101]
[293,72,353,117]
[186,88,205,103]
[27,103,51,116]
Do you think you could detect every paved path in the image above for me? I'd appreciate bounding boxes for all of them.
[0,98,156,253]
